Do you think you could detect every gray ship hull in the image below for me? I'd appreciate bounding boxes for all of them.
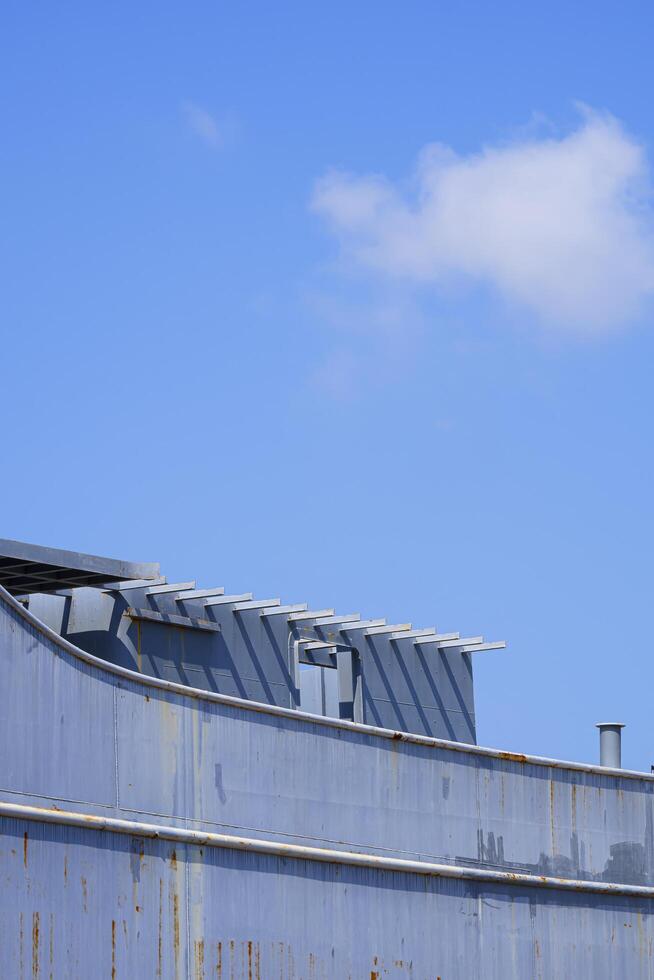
[1,585,653,977]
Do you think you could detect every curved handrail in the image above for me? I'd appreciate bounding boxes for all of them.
[3,799,653,898]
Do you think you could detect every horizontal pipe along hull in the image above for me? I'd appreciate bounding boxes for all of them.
[2,585,654,977]
[4,810,654,979]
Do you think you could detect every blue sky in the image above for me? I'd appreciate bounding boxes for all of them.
[2,2,654,769]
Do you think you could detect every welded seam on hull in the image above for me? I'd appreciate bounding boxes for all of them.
[2,585,652,783]
[0,786,512,867]
[113,686,120,809]
[2,800,654,899]
[185,851,191,980]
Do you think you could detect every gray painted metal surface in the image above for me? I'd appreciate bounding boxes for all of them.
[5,812,654,979]
[28,580,483,742]
[1,584,654,977]
[7,800,654,897]
[0,538,160,595]
[598,723,626,769]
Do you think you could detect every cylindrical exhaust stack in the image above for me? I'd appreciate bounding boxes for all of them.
[596,722,625,768]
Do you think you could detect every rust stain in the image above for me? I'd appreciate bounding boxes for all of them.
[49,913,54,980]
[32,911,40,979]
[171,849,178,870]
[23,831,28,868]
[498,750,528,763]
[247,940,253,980]
[217,941,222,978]
[63,856,68,884]
[194,939,205,979]
[111,920,116,979]
[20,912,24,979]
[81,877,88,913]
[173,891,181,976]
[157,879,163,978]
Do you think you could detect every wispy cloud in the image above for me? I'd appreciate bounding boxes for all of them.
[311,110,654,334]
[182,101,224,149]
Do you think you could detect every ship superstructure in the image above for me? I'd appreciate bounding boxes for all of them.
[0,538,652,978]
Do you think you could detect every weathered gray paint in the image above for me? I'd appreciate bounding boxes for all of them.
[5,813,654,979]
[6,800,654,897]
[0,538,160,594]
[2,584,654,977]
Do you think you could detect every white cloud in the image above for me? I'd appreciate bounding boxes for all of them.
[311,112,654,333]
[182,101,223,149]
